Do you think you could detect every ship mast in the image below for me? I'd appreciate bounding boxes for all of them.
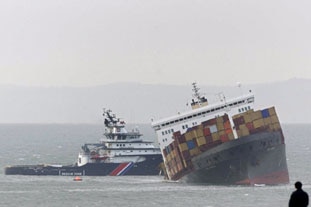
[191,82,208,109]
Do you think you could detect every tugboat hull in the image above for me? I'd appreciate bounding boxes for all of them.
[5,154,163,176]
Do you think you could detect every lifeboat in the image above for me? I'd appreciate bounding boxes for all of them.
[73,176,82,181]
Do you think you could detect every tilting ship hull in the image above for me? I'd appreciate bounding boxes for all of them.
[151,83,289,185]
[5,154,163,176]
[180,131,289,185]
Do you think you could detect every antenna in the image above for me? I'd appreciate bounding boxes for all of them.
[192,82,201,100]
[190,82,208,109]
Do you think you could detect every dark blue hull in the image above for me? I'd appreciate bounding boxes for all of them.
[5,154,163,176]
[181,131,289,185]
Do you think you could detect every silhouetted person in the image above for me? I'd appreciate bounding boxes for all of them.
[289,181,309,207]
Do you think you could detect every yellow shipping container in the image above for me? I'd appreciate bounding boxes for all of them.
[268,107,276,116]
[216,116,224,124]
[185,131,194,141]
[263,117,272,125]
[232,114,241,120]
[272,122,281,131]
[218,130,226,136]
[197,124,203,131]
[228,133,235,140]
[189,147,200,156]
[196,136,206,146]
[243,113,253,123]
[240,125,250,137]
[251,110,263,120]
[178,142,188,152]
[253,118,265,129]
[217,122,225,131]
[166,154,172,162]
[212,132,220,141]
[270,115,280,124]
[196,128,204,137]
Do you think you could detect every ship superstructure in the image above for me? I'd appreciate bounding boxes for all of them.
[77,109,161,167]
[152,83,254,152]
[5,109,163,176]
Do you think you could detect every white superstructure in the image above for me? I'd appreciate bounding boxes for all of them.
[77,109,161,167]
[151,83,255,152]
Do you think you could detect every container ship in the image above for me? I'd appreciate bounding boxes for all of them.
[5,109,163,176]
[151,83,289,185]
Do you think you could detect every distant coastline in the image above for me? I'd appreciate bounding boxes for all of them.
[0,78,309,124]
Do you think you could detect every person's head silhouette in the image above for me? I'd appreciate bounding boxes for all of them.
[295,181,302,190]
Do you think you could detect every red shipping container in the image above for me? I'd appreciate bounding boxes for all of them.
[223,114,229,122]
[181,150,191,160]
[203,127,211,137]
[220,134,229,142]
[173,131,181,139]
[224,120,231,130]
[233,117,245,129]
[225,128,233,135]
[202,118,217,126]
[199,144,208,152]
[205,135,213,143]
[246,122,254,130]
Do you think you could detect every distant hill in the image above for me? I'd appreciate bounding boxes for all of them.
[0,78,309,124]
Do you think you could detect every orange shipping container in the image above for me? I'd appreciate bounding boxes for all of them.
[224,120,231,130]
[225,128,233,135]
[220,134,229,142]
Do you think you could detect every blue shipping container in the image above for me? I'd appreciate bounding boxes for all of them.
[187,140,196,150]
[261,109,270,118]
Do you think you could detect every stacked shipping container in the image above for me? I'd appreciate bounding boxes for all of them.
[161,106,284,180]
[163,114,235,180]
[232,107,284,142]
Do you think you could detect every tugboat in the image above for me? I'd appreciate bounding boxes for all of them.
[5,109,163,176]
[151,83,289,185]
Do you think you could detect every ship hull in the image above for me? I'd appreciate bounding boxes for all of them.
[180,131,289,185]
[5,154,163,176]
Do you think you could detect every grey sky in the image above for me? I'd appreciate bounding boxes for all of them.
[1,0,311,87]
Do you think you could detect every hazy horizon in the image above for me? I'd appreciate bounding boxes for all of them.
[0,79,310,124]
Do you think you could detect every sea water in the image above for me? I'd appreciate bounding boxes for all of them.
[0,124,310,207]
